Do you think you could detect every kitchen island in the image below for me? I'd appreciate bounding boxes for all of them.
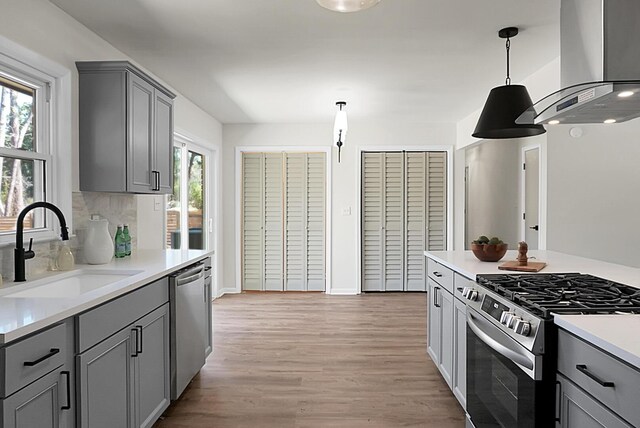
[425,249,640,428]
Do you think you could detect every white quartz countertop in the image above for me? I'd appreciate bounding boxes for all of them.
[424,250,640,288]
[554,314,640,370]
[0,249,212,344]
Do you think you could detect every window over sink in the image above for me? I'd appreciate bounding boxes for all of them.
[0,36,72,245]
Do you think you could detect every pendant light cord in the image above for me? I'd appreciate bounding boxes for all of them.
[505,37,511,85]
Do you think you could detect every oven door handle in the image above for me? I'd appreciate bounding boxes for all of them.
[467,310,537,379]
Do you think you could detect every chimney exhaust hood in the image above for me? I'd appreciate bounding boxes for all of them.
[516,0,640,126]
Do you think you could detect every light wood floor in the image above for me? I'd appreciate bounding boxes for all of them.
[155,292,465,428]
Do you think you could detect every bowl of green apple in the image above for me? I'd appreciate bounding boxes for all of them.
[471,236,508,262]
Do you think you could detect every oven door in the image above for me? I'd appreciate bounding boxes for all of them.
[466,307,546,428]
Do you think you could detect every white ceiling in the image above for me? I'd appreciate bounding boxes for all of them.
[50,0,560,124]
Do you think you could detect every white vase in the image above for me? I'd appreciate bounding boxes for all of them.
[85,217,114,264]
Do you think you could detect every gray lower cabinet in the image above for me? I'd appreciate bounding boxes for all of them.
[77,325,135,428]
[452,296,466,408]
[1,368,71,428]
[77,304,169,428]
[77,61,175,194]
[556,373,632,428]
[0,320,74,428]
[427,278,453,388]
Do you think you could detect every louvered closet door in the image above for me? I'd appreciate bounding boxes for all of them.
[383,153,405,291]
[263,153,284,291]
[242,154,263,291]
[405,152,427,291]
[285,153,326,291]
[362,153,384,291]
[361,151,447,292]
[305,153,326,291]
[427,152,447,251]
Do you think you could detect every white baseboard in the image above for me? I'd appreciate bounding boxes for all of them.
[329,288,359,295]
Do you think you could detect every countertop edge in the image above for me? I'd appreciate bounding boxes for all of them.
[0,250,212,344]
[554,315,640,370]
[424,251,477,279]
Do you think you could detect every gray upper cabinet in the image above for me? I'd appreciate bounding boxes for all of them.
[77,61,175,194]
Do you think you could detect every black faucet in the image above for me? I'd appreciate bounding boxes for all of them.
[15,202,69,282]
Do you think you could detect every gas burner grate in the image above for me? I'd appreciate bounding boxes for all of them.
[476,273,640,318]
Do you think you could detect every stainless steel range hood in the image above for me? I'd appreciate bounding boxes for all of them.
[517,0,640,125]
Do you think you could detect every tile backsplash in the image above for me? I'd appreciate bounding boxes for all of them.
[0,192,137,281]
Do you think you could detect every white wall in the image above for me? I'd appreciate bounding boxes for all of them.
[1,0,224,290]
[223,122,456,294]
[546,122,640,267]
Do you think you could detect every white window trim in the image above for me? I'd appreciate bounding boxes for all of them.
[0,35,72,246]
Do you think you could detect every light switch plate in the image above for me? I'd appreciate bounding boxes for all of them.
[342,207,351,216]
[154,196,163,211]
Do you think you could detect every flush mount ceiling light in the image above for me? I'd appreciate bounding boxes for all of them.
[334,101,348,163]
[473,27,546,139]
[316,0,381,13]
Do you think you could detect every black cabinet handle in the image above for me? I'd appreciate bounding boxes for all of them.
[433,287,440,308]
[136,326,143,354]
[576,364,615,387]
[131,328,139,357]
[433,271,443,278]
[555,380,561,422]
[24,348,60,367]
[61,371,71,410]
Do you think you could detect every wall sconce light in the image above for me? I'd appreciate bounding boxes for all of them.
[334,101,348,163]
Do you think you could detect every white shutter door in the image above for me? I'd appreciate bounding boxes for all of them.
[427,152,447,251]
[285,153,305,291]
[405,152,427,291]
[361,153,384,291]
[263,153,283,290]
[242,153,263,291]
[383,153,405,291]
[306,153,326,291]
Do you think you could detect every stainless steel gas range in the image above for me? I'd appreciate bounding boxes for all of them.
[462,273,640,428]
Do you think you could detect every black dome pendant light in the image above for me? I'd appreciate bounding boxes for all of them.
[472,27,546,139]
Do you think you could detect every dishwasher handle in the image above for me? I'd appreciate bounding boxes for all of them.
[175,263,205,286]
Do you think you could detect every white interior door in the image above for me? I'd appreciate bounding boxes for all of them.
[523,147,540,249]
[242,152,325,292]
[361,151,447,292]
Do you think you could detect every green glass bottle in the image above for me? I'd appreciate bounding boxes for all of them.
[115,225,126,258]
[123,224,131,256]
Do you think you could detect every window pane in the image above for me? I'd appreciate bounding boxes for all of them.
[188,150,204,250]
[166,146,181,249]
[0,157,46,232]
[0,77,36,152]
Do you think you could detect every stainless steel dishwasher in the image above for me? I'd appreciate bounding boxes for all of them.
[170,261,207,400]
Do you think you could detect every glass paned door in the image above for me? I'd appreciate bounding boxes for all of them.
[187,150,204,249]
[166,139,211,250]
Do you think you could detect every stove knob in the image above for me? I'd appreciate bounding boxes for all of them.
[500,311,514,325]
[469,290,479,301]
[462,287,471,298]
[514,320,531,336]
[508,316,522,330]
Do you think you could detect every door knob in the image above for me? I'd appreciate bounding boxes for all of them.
[529,225,539,231]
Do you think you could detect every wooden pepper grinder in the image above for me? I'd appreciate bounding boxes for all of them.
[517,241,528,266]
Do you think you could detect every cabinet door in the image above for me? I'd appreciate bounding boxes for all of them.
[439,288,454,388]
[128,74,154,193]
[427,279,441,366]
[134,305,170,428]
[154,89,173,194]
[77,327,135,428]
[1,368,71,428]
[453,298,467,408]
[556,374,633,428]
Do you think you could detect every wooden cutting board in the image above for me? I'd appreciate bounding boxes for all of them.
[498,260,547,272]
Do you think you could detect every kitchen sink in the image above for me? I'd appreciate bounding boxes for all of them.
[2,269,143,299]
